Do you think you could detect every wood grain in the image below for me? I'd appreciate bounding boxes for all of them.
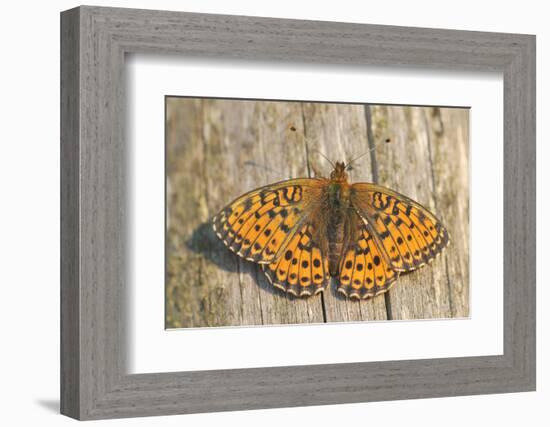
[166,99,469,328]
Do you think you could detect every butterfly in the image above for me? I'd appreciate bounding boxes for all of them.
[212,161,449,299]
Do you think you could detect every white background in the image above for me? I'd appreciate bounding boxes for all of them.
[0,1,546,426]
[129,58,503,373]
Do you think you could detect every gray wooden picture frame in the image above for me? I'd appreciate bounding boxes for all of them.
[60,5,536,420]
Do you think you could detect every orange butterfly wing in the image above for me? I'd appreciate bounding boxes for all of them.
[213,178,320,263]
[350,183,450,272]
[213,178,331,296]
[262,221,330,297]
[337,210,399,299]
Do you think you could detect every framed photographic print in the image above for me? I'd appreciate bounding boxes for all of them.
[61,6,535,420]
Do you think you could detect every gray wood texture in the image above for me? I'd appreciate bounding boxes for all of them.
[166,99,469,328]
[61,5,536,420]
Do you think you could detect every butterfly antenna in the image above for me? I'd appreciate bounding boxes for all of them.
[310,149,336,168]
[243,160,285,177]
[288,123,335,169]
[346,138,391,169]
[288,124,335,168]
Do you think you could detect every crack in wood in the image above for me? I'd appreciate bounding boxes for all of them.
[364,104,393,321]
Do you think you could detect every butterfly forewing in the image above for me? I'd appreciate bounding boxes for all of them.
[212,178,326,264]
[350,183,450,272]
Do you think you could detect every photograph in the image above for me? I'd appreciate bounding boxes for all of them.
[1,0,540,424]
[165,97,470,329]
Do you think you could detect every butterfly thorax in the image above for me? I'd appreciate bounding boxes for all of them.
[327,161,351,212]
[326,162,352,276]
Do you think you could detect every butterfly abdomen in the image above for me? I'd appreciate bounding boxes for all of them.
[327,215,345,276]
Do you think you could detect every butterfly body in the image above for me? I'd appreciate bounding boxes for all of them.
[324,163,352,276]
[213,161,449,300]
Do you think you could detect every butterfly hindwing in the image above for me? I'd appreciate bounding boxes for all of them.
[351,183,450,272]
[213,178,324,264]
[262,222,330,297]
[337,211,399,299]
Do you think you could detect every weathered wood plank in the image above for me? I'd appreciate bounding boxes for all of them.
[243,100,326,325]
[167,99,250,328]
[166,99,469,328]
[427,107,470,317]
[166,98,326,328]
[368,105,469,320]
[369,105,449,319]
[300,102,388,322]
